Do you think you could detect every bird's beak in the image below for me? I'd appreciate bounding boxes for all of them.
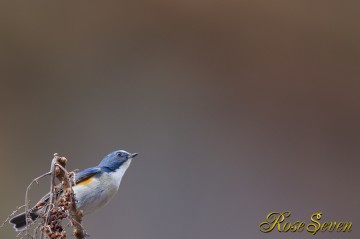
[130,153,138,158]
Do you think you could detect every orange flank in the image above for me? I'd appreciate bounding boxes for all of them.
[77,177,93,186]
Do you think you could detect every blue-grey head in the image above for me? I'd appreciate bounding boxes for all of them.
[98,150,138,172]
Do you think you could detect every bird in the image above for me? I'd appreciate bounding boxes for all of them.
[9,149,138,232]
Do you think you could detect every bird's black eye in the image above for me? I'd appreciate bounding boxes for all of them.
[117,152,123,157]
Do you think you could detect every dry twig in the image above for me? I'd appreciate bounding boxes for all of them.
[3,153,86,239]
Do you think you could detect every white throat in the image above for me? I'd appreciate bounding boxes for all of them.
[111,158,132,188]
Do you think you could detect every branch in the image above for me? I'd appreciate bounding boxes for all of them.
[5,153,87,239]
[40,154,86,239]
[54,162,86,238]
[25,171,51,237]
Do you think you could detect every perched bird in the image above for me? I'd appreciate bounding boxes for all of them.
[9,150,138,231]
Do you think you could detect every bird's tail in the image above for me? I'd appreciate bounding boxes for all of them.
[9,212,38,231]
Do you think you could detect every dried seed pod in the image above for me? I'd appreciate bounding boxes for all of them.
[59,231,67,239]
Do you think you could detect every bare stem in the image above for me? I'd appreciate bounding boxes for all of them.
[25,171,51,237]
[13,153,86,239]
[53,163,85,239]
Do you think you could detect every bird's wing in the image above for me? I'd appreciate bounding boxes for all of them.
[74,167,102,184]
[24,167,101,215]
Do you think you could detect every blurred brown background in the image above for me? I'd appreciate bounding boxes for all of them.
[0,1,359,238]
